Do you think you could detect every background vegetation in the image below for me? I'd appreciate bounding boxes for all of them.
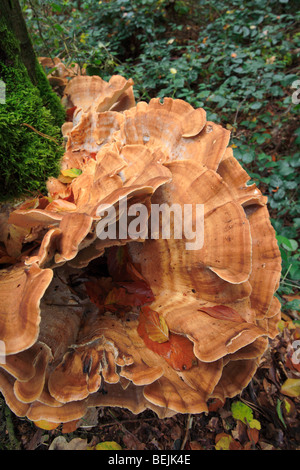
[21,0,299,313]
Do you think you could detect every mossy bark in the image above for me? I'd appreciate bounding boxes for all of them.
[0,0,37,84]
[0,0,65,127]
[0,2,65,201]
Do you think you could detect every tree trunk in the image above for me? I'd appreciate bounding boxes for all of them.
[0,0,38,85]
[0,0,65,200]
[0,0,65,124]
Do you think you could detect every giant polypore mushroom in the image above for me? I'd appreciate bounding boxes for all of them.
[0,73,281,428]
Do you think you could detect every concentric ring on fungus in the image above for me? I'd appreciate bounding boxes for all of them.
[0,74,281,428]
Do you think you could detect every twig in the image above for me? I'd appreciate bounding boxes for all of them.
[280,280,300,288]
[77,417,159,431]
[27,0,56,64]
[180,414,193,450]
[233,95,248,129]
[21,123,59,144]
[280,263,292,285]
[239,397,271,422]
[107,409,143,442]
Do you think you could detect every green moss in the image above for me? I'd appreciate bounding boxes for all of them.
[35,61,66,128]
[0,398,21,450]
[4,405,21,450]
[0,19,65,201]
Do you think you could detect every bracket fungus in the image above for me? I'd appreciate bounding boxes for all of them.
[0,73,281,429]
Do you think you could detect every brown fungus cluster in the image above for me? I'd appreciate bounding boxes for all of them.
[0,73,281,429]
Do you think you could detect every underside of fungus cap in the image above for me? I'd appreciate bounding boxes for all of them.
[0,263,53,355]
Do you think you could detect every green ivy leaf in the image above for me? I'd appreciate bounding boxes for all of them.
[231,401,253,424]
[250,101,263,110]
[284,300,300,312]
[277,235,298,251]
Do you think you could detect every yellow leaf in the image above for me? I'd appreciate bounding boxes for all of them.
[145,309,169,343]
[58,168,82,184]
[249,419,261,430]
[277,319,286,332]
[282,398,291,415]
[61,168,82,178]
[58,175,73,184]
[34,420,59,430]
[80,33,88,44]
[215,435,233,450]
[280,378,300,397]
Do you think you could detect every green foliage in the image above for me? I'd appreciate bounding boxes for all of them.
[231,401,254,424]
[20,0,300,302]
[0,18,64,201]
[231,401,261,429]
[0,70,64,201]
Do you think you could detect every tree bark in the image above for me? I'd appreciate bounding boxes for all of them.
[0,0,65,125]
[0,0,39,85]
